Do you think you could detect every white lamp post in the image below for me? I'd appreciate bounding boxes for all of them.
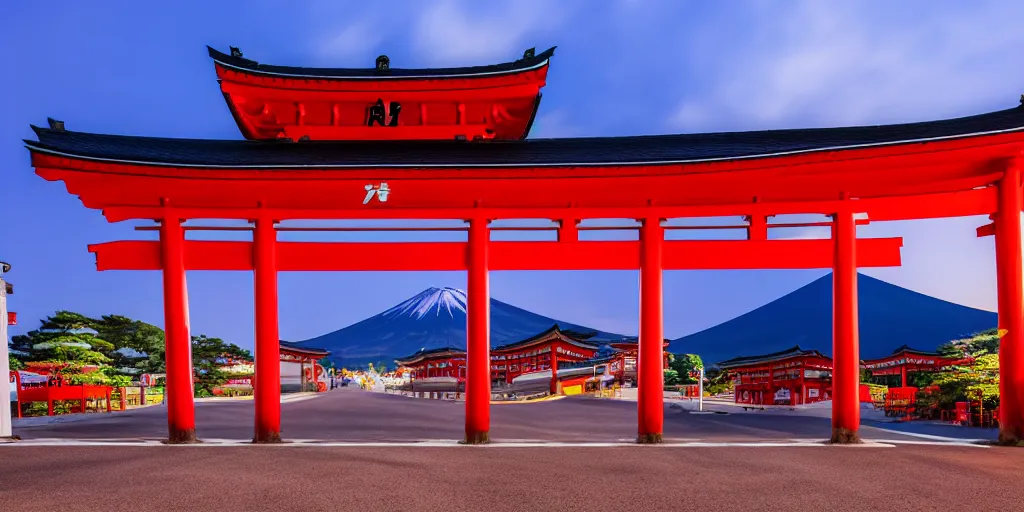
[1,261,12,439]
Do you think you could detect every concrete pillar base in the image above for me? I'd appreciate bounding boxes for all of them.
[997,430,1024,446]
[461,431,490,445]
[253,431,283,444]
[829,428,862,444]
[636,433,663,444]
[164,429,198,444]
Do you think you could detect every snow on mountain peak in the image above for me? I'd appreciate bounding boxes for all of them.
[383,287,468,320]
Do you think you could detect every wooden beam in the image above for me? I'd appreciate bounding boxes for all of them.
[88,238,902,272]
[99,188,996,224]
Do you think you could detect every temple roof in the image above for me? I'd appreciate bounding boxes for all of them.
[492,324,600,353]
[280,340,330,357]
[611,337,672,345]
[26,105,1024,169]
[716,345,830,369]
[208,46,556,80]
[860,344,962,366]
[885,344,942,357]
[394,346,466,365]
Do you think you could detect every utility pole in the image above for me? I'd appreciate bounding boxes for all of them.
[1,261,12,439]
[698,366,705,413]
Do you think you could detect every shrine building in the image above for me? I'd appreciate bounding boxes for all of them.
[393,325,665,396]
[279,341,330,393]
[24,42,1024,446]
[718,346,834,406]
[861,345,970,388]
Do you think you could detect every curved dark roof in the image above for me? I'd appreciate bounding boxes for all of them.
[886,344,942,357]
[611,337,671,345]
[208,46,556,80]
[280,340,330,357]
[25,105,1024,169]
[492,324,599,352]
[395,347,466,365]
[716,346,829,369]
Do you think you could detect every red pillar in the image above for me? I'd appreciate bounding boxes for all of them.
[464,218,491,444]
[637,217,665,444]
[831,210,861,443]
[161,217,196,443]
[253,218,282,443]
[995,162,1024,445]
[900,366,907,388]
[550,347,559,395]
[746,215,768,241]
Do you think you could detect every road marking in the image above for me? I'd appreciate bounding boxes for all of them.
[3,439,899,448]
[281,394,323,404]
[870,428,991,444]
[871,439,989,448]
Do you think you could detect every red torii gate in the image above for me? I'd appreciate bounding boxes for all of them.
[23,45,1024,445]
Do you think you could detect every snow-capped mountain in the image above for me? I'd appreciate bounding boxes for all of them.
[672,273,997,366]
[292,287,626,366]
[384,287,467,320]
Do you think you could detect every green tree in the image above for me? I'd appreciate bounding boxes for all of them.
[918,330,1001,411]
[669,353,704,384]
[8,355,23,371]
[90,315,166,374]
[9,311,116,383]
[704,367,734,396]
[190,335,253,396]
[663,369,681,386]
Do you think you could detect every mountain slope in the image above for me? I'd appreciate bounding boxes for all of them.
[293,287,626,365]
[670,273,997,366]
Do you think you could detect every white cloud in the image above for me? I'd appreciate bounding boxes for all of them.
[668,1,1024,132]
[411,0,565,66]
[319,22,385,61]
[528,109,584,139]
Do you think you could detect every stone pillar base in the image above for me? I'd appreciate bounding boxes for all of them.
[997,430,1024,446]
[461,431,490,445]
[253,431,283,444]
[829,428,862,444]
[165,429,198,444]
[637,433,663,444]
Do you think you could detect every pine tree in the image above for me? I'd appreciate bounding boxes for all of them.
[9,311,116,384]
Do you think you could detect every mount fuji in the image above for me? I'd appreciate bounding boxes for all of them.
[292,287,627,367]
[670,273,997,366]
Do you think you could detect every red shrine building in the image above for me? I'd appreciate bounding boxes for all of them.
[24,42,1024,446]
[861,345,969,388]
[394,325,671,395]
[395,348,466,380]
[718,347,834,406]
[279,341,330,393]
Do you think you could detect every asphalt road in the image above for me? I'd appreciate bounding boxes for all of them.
[5,390,1022,511]
[2,444,1022,512]
[8,389,989,443]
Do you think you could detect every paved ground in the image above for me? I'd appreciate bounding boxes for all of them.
[6,388,997,443]
[4,390,1021,511]
[1,444,1022,512]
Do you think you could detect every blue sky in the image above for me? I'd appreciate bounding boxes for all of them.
[3,0,1023,349]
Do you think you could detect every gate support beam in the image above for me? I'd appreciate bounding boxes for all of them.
[637,218,665,444]
[831,209,861,444]
[161,217,196,444]
[464,218,491,444]
[995,162,1024,445]
[253,218,282,443]
[89,238,904,272]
